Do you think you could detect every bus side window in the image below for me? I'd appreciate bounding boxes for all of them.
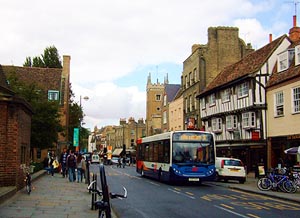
[164,141,170,163]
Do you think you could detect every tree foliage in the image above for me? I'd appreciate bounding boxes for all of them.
[7,75,62,149]
[23,46,62,68]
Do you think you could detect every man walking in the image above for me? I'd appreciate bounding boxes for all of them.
[66,150,77,182]
[60,148,68,178]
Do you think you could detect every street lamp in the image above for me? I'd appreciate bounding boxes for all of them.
[76,95,89,152]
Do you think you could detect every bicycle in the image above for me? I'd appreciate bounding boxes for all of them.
[88,164,127,218]
[20,164,32,195]
[257,168,296,193]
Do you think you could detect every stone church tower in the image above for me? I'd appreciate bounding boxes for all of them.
[146,73,168,136]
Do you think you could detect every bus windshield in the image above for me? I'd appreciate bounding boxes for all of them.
[172,142,214,165]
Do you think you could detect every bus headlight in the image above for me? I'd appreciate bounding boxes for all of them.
[173,168,181,175]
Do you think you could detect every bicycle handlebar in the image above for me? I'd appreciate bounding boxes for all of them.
[88,181,127,199]
[110,187,127,199]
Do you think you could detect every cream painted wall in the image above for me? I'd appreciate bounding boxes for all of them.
[169,96,184,131]
[267,80,300,137]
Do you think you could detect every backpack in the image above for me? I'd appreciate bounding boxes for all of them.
[68,154,76,168]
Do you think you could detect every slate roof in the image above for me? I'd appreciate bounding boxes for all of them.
[266,40,300,88]
[198,34,288,97]
[165,84,181,102]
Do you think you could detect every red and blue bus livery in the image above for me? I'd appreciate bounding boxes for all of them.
[136,130,216,183]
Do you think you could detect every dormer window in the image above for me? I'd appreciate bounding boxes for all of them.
[295,45,300,66]
[278,49,295,72]
[278,52,288,72]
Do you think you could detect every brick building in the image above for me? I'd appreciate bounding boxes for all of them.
[1,56,71,163]
[0,68,33,188]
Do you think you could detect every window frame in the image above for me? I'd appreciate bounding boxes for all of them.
[212,117,222,132]
[274,91,284,117]
[226,115,238,131]
[208,93,216,106]
[48,90,59,101]
[237,82,249,98]
[242,112,256,129]
[278,51,288,72]
[221,88,230,102]
[292,86,300,113]
[295,45,300,66]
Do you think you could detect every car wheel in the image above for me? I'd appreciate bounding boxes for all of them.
[215,173,220,182]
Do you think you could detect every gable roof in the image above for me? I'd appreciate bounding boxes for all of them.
[267,41,300,88]
[165,84,181,103]
[198,34,288,97]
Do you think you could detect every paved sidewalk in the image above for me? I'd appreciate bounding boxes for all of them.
[0,171,116,218]
[211,173,300,204]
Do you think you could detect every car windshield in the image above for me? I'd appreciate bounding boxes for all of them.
[172,142,214,165]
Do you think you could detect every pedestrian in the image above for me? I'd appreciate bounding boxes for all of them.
[60,148,68,178]
[48,151,56,176]
[122,156,126,168]
[66,150,77,182]
[76,153,84,183]
[118,156,122,168]
[82,155,87,182]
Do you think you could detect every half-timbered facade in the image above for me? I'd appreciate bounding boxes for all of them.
[197,35,290,172]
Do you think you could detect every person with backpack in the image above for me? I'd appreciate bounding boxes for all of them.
[66,150,77,182]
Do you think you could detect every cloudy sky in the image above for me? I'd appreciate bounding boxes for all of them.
[0,0,295,130]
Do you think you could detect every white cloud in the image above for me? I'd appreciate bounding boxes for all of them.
[0,0,292,129]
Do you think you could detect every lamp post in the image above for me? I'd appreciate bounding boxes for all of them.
[76,95,89,152]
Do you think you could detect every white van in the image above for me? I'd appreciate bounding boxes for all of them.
[215,157,246,184]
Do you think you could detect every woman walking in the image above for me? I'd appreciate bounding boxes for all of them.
[76,153,84,182]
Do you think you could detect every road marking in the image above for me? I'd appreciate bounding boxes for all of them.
[148,181,160,186]
[168,188,195,199]
[214,205,250,218]
[185,192,194,196]
[201,196,212,201]
[220,203,234,210]
[247,213,261,218]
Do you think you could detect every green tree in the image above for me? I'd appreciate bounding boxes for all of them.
[32,56,45,68]
[23,45,62,68]
[42,46,62,68]
[23,57,32,67]
[6,74,62,150]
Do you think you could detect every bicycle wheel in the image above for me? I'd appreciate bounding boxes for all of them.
[257,178,272,191]
[283,180,297,193]
[100,164,111,218]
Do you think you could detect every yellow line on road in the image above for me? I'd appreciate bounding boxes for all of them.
[185,192,194,196]
[220,203,234,210]
[200,196,212,201]
[247,213,260,218]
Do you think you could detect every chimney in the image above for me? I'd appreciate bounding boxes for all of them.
[289,15,300,42]
[269,34,273,43]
